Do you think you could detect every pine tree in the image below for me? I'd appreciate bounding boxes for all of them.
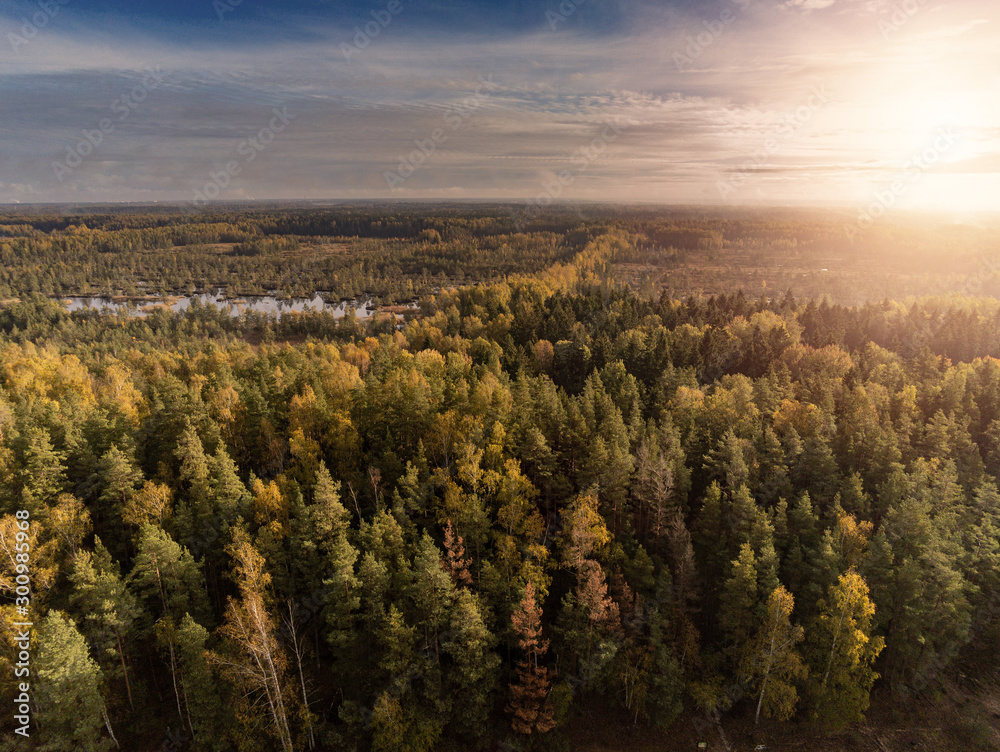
[443,589,500,740]
[16,426,68,512]
[311,461,351,539]
[176,613,225,750]
[412,532,456,663]
[176,421,211,500]
[644,570,686,727]
[129,524,210,623]
[208,444,251,522]
[693,481,728,588]
[666,509,701,665]
[877,474,974,690]
[718,543,759,668]
[69,540,141,710]
[507,582,556,735]
[129,523,211,726]
[94,445,144,557]
[441,519,473,588]
[35,611,115,752]
[96,445,143,512]
[172,422,213,550]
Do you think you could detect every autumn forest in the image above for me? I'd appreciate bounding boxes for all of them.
[1,205,999,752]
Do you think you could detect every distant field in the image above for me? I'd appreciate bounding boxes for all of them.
[2,204,996,306]
[610,210,1000,304]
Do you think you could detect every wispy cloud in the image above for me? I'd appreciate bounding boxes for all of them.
[0,0,998,206]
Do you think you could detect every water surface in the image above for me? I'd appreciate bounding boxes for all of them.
[61,292,391,319]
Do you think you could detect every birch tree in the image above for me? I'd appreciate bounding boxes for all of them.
[215,530,294,752]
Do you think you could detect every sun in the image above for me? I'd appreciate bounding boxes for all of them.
[890,93,999,212]
[909,94,984,137]
[841,79,1000,213]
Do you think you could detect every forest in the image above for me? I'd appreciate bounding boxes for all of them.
[2,203,998,304]
[1,205,999,752]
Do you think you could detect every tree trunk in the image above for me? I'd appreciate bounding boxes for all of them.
[114,629,134,711]
[822,607,849,688]
[166,634,184,722]
[287,600,316,750]
[101,701,120,748]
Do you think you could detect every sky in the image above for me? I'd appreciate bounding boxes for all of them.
[0,0,998,211]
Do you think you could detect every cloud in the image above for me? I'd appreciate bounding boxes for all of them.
[912,18,989,40]
[783,0,838,11]
[0,0,998,205]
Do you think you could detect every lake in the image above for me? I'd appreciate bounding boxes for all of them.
[60,292,402,319]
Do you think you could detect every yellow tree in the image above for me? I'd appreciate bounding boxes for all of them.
[122,481,172,532]
[809,570,885,730]
[561,491,610,577]
[215,530,294,752]
[48,492,93,559]
[559,491,621,685]
[743,585,807,725]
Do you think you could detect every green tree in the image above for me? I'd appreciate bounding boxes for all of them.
[69,540,141,711]
[129,524,210,623]
[94,445,143,556]
[412,532,456,663]
[176,612,226,750]
[16,426,67,513]
[876,469,974,691]
[129,523,211,725]
[718,543,759,669]
[443,589,499,740]
[35,611,115,752]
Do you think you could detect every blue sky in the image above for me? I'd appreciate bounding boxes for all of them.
[1,0,998,209]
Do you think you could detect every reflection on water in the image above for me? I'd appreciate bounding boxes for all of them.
[61,292,395,319]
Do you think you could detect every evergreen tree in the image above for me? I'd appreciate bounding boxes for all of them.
[718,543,759,670]
[177,612,226,750]
[69,540,141,710]
[443,589,500,740]
[507,582,556,736]
[35,611,115,752]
